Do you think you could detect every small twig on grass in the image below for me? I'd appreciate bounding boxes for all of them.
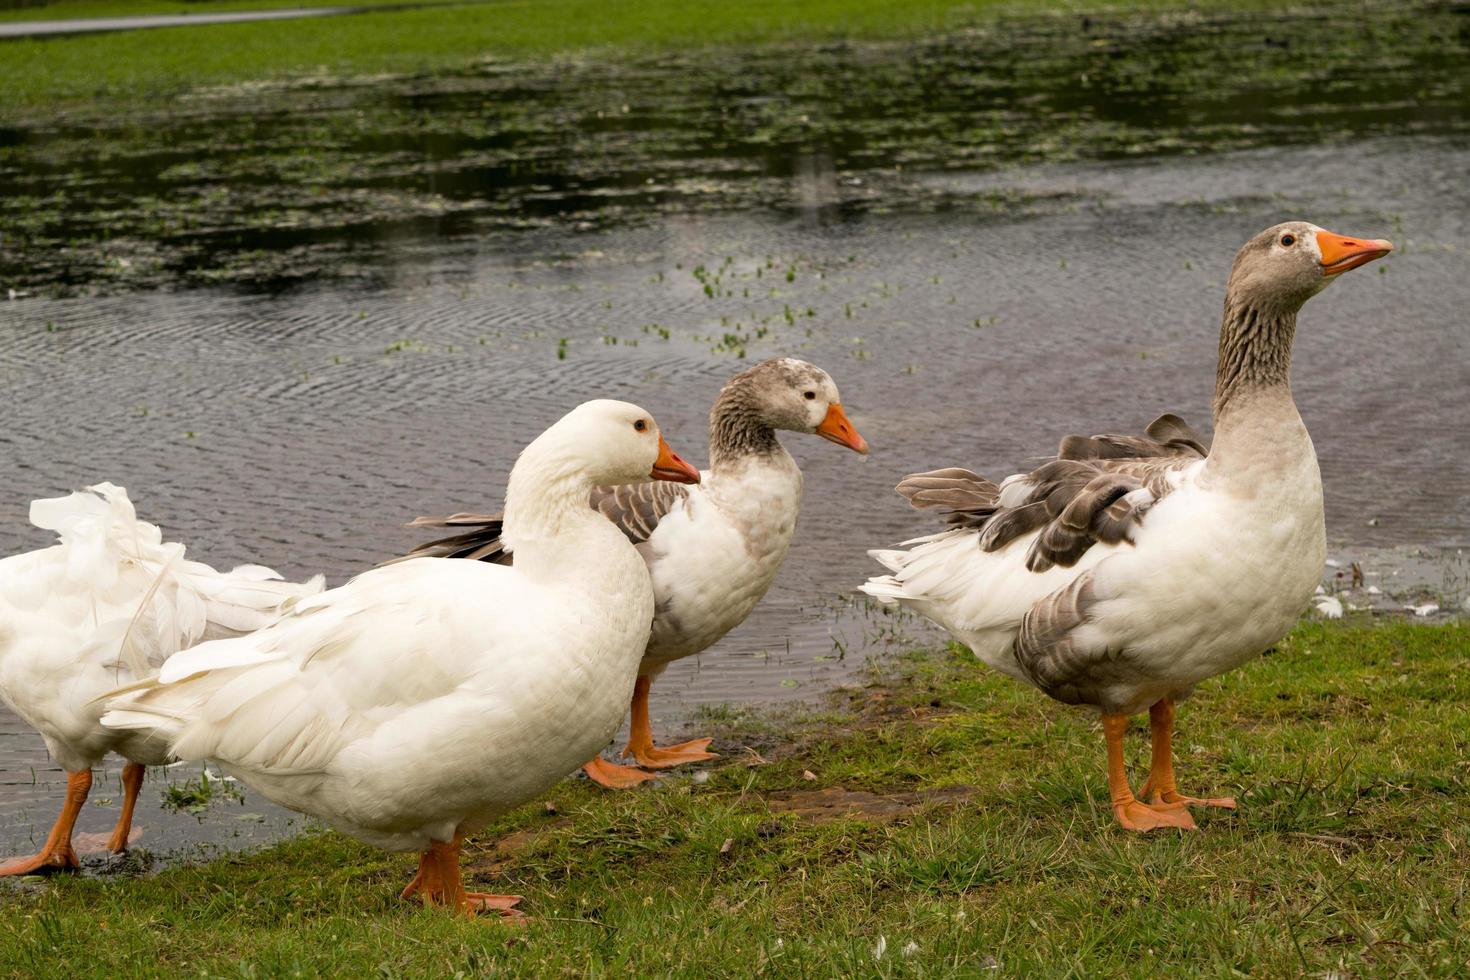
[533,915,614,931]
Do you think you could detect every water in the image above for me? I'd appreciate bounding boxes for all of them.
[3,2,1467,294]
[0,3,1467,864]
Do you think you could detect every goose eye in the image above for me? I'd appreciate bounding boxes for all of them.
[1280,233,1296,247]
[803,391,816,400]
[633,419,647,432]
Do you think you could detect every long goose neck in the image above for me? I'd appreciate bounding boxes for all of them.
[1205,292,1314,487]
[1212,293,1299,416]
[708,379,783,475]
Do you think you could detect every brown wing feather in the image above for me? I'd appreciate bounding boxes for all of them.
[895,468,1001,530]
[389,513,512,566]
[898,413,1210,571]
[1057,412,1208,462]
[391,481,693,568]
[1014,571,1147,709]
[587,480,692,545]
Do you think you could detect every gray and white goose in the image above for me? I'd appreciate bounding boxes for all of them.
[403,358,869,788]
[862,222,1392,831]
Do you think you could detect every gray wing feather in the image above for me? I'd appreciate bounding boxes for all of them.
[1007,413,1212,709]
[389,513,512,566]
[588,481,692,545]
[391,482,692,567]
[1057,412,1208,462]
[897,413,1208,571]
[895,468,1001,530]
[1015,572,1130,707]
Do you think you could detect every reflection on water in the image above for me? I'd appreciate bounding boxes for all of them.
[1,2,1467,293]
[1,134,1466,861]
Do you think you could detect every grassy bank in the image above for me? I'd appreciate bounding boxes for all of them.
[0,0,1307,114]
[1,620,1465,976]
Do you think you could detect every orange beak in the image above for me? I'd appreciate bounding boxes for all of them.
[651,435,701,484]
[814,403,869,455]
[1317,230,1393,277]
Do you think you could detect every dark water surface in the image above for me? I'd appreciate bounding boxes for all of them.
[2,2,1467,294]
[0,4,1467,863]
[2,135,1467,861]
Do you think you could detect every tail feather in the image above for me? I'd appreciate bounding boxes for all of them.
[858,574,905,604]
[385,513,509,566]
[158,632,282,684]
[184,565,325,636]
[115,543,187,678]
[98,705,185,734]
[32,482,323,680]
[894,468,1000,530]
[866,548,907,573]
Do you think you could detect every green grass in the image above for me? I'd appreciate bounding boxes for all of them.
[1,620,1465,977]
[0,0,1303,115]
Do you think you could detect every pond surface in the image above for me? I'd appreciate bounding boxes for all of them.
[3,2,1468,294]
[0,3,1467,865]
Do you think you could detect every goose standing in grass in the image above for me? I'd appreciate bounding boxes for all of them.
[0,483,322,875]
[862,223,1392,831]
[103,401,700,916]
[402,358,869,788]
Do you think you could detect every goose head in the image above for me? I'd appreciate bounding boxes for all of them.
[733,357,869,455]
[528,399,701,488]
[1227,221,1393,312]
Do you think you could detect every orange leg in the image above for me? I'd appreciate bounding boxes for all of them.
[400,850,443,903]
[582,755,659,789]
[105,763,146,853]
[621,675,717,769]
[1103,714,1196,832]
[1139,699,1236,810]
[0,770,91,875]
[403,836,524,919]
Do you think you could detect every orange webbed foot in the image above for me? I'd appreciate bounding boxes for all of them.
[1149,790,1237,810]
[582,756,660,789]
[624,737,718,769]
[1113,798,1198,832]
[72,830,140,856]
[620,676,718,770]
[0,844,81,877]
[1139,776,1236,810]
[1139,701,1236,814]
[102,762,147,853]
[464,892,527,920]
[104,824,144,854]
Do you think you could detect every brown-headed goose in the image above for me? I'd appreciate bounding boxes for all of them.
[402,358,869,788]
[862,222,1392,831]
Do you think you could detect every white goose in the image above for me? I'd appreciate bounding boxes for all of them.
[0,483,323,875]
[103,401,700,916]
[862,223,1392,831]
[402,358,869,788]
